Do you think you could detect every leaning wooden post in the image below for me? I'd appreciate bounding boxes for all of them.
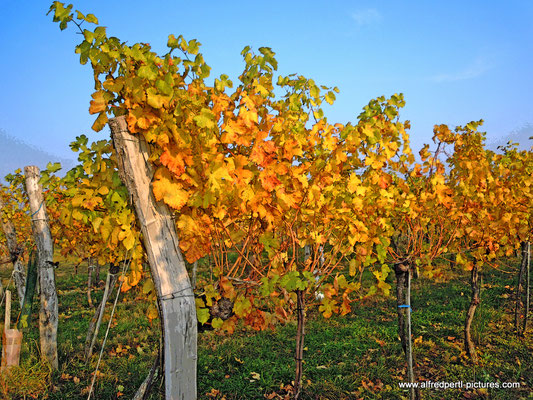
[24,166,58,369]
[0,197,26,306]
[108,116,197,399]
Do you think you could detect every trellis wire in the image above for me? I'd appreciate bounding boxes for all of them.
[87,255,131,400]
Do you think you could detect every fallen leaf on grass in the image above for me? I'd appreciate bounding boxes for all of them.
[206,388,220,397]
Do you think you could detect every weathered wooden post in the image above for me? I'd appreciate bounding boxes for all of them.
[108,116,197,399]
[0,197,26,306]
[24,165,58,369]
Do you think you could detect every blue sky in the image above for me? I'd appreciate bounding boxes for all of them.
[1,1,532,164]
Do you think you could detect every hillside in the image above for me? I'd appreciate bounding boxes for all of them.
[0,130,74,181]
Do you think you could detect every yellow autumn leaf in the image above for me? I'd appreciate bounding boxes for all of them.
[71,209,83,220]
[123,231,135,251]
[92,112,108,132]
[347,174,361,194]
[208,160,233,191]
[89,91,107,114]
[152,168,189,210]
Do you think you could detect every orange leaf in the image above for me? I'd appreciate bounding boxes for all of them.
[89,91,107,114]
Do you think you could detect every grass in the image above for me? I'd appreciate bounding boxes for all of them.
[0,260,531,399]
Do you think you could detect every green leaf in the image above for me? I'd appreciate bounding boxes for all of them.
[376,244,387,263]
[85,13,98,24]
[94,26,107,40]
[260,275,279,298]
[211,317,224,329]
[325,91,336,105]
[310,85,320,100]
[259,47,278,70]
[155,79,173,96]
[138,65,157,80]
[319,298,337,318]
[146,87,167,109]
[215,74,233,92]
[19,315,29,329]
[337,275,348,289]
[187,39,200,55]
[197,308,210,325]
[46,162,62,173]
[241,45,251,56]
[280,271,301,291]
[234,297,252,317]
[111,191,124,205]
[83,30,94,43]
[258,231,280,257]
[193,108,216,129]
[142,279,154,294]
[167,34,179,49]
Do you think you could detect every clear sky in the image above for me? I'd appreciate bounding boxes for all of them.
[1,1,532,164]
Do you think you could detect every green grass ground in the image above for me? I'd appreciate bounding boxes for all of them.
[0,261,531,399]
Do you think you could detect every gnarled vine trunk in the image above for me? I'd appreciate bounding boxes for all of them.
[464,264,480,363]
[519,241,531,334]
[109,116,197,400]
[294,289,306,400]
[0,197,26,306]
[395,264,408,353]
[394,262,416,400]
[515,242,527,334]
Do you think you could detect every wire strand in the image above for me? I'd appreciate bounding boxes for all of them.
[87,255,131,400]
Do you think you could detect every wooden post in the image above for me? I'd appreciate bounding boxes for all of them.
[24,166,58,369]
[0,197,26,306]
[108,116,197,400]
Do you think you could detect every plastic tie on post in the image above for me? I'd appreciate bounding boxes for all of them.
[398,304,411,309]
[30,201,44,218]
